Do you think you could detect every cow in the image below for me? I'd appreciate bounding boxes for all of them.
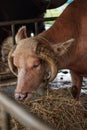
[8,0,87,101]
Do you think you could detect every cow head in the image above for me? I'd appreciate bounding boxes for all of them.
[8,26,74,101]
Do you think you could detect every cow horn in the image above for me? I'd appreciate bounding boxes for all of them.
[8,46,18,77]
[36,43,58,82]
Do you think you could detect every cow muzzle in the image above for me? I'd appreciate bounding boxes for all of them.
[15,92,33,101]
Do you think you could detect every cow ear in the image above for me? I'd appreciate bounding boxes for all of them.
[52,38,75,56]
[15,26,27,43]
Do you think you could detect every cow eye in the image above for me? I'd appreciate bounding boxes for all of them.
[33,59,43,68]
[33,64,40,68]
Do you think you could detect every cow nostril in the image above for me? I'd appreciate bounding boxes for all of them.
[15,93,27,101]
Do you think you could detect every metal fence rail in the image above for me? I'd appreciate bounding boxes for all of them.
[0,92,54,130]
[0,17,57,26]
[0,17,57,44]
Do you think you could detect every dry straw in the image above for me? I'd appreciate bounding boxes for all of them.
[9,88,87,130]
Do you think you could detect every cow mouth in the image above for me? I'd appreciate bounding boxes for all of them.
[15,92,33,101]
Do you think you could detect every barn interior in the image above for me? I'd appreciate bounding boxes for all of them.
[0,0,87,130]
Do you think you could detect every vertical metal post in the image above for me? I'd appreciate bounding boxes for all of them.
[11,24,16,45]
[35,22,39,35]
[1,107,11,130]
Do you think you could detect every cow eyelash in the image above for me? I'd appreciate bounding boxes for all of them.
[33,64,40,68]
[33,59,44,68]
[33,60,42,68]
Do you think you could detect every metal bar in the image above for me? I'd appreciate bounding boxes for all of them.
[11,24,16,45]
[0,17,57,26]
[0,92,54,130]
[35,22,39,35]
[1,107,11,130]
[0,80,16,87]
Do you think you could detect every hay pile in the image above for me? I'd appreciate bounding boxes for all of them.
[10,88,87,130]
[0,61,9,74]
[0,36,12,74]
